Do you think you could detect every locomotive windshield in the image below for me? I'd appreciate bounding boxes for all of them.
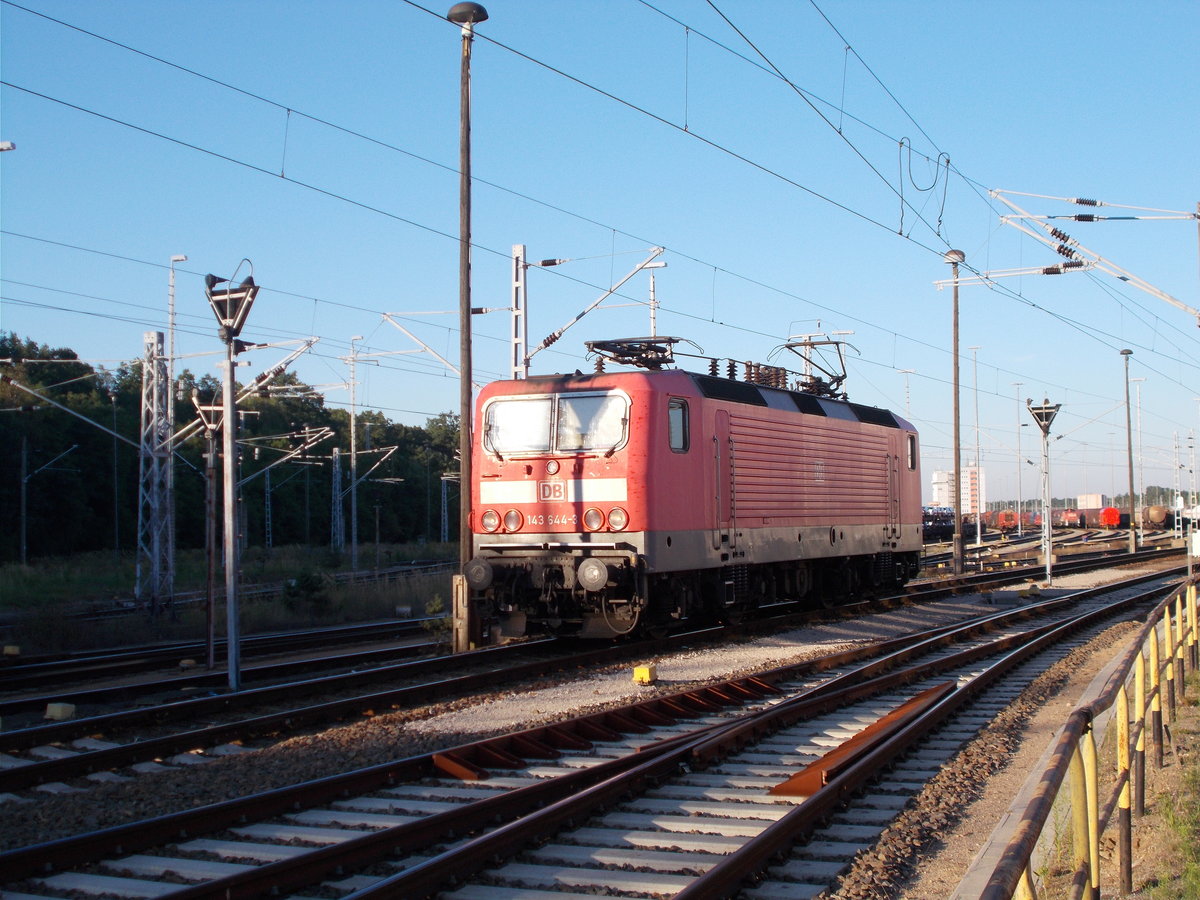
[557,394,626,451]
[483,391,629,455]
[484,396,553,453]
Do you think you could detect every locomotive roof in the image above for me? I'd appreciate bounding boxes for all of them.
[512,368,912,431]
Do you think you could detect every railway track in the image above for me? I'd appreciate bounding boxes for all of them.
[0,553,1180,799]
[0,538,1174,708]
[0,618,439,691]
[0,568,1178,899]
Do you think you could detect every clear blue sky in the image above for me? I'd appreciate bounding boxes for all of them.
[3,0,1198,506]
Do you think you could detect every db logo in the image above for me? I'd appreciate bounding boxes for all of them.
[538,481,566,501]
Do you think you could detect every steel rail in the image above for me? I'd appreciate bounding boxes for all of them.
[0,674,781,884]
[673,587,1165,899]
[2,580,1171,897]
[0,636,443,718]
[340,584,1170,900]
[0,619,436,690]
[4,573,1167,899]
[1,562,1181,795]
[0,543,1175,714]
[0,606,958,790]
[0,636,556,751]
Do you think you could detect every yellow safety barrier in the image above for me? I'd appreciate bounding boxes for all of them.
[977,577,1198,899]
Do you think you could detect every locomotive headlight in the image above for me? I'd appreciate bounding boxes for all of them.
[607,507,629,531]
[545,459,560,475]
[503,509,524,532]
[480,509,501,533]
[583,507,605,532]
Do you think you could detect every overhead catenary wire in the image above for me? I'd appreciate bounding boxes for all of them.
[3,1,1194,462]
[3,1,1185,387]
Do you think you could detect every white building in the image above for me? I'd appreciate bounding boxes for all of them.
[931,467,987,517]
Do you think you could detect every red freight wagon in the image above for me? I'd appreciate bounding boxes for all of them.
[995,509,1018,533]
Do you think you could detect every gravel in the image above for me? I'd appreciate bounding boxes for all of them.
[0,563,1176,898]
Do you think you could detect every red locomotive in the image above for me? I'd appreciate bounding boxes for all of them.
[464,338,923,638]
[995,509,1018,533]
[1099,506,1121,529]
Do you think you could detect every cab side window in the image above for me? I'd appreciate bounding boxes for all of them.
[907,434,917,470]
[668,399,689,452]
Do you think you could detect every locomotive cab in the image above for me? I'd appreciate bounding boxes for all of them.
[467,374,653,638]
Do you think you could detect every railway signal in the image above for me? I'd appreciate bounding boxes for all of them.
[206,271,260,692]
[1028,398,1061,586]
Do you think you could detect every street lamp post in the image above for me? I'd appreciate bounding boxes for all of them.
[448,1,488,653]
[111,389,120,564]
[945,250,965,575]
[970,345,982,548]
[1013,382,1023,537]
[348,335,364,570]
[1132,378,1145,543]
[1122,349,1137,553]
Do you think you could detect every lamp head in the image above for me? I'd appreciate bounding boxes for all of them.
[944,249,965,265]
[447,2,488,25]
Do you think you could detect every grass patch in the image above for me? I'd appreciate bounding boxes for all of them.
[1,543,456,654]
[1144,671,1200,899]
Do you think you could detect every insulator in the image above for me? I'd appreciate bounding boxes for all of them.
[1062,260,1085,269]
[709,358,718,376]
[744,362,754,383]
[594,357,605,373]
[726,360,736,379]
[1050,227,1072,242]
[1055,243,1079,259]
[1073,214,1096,222]
[1042,266,1063,275]
[1074,197,1098,206]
